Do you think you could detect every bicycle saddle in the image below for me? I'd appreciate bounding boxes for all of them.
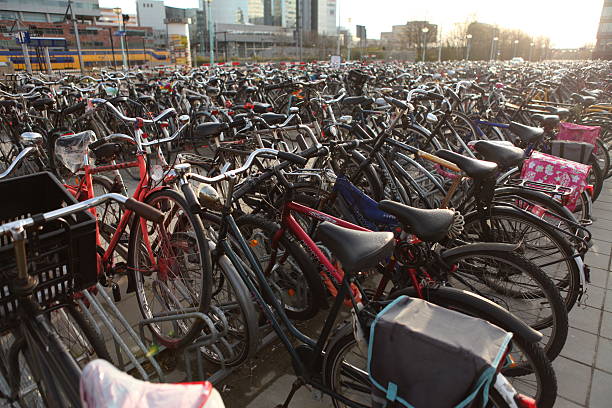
[138,95,155,103]
[253,102,272,113]
[571,93,596,105]
[435,149,498,180]
[30,97,55,111]
[194,122,229,138]
[260,112,287,125]
[470,140,524,170]
[378,201,454,242]
[342,95,373,106]
[508,122,544,144]
[0,100,21,109]
[530,114,560,130]
[108,95,129,104]
[315,222,394,274]
[545,106,570,120]
[80,359,225,408]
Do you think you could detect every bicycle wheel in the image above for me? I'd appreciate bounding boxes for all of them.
[91,175,129,261]
[462,205,583,311]
[47,303,112,367]
[197,212,259,367]
[323,318,555,408]
[442,249,568,361]
[128,189,212,349]
[236,214,325,320]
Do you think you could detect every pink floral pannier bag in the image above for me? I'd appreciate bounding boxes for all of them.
[520,151,591,211]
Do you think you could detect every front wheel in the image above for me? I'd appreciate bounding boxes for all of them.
[128,189,212,349]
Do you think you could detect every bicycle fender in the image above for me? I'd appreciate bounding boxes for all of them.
[441,242,519,259]
[397,286,543,344]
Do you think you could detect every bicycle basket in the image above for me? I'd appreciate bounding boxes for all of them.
[0,172,96,329]
[55,130,96,174]
[368,296,512,408]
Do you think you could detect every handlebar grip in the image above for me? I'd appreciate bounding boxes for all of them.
[278,151,308,166]
[124,198,164,223]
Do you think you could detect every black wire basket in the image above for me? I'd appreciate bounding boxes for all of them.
[0,172,97,329]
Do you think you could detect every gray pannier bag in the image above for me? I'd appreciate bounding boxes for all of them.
[550,140,594,164]
[367,296,513,408]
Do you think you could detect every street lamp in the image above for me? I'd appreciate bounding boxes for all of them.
[465,34,473,60]
[529,42,534,61]
[513,39,519,58]
[113,7,127,69]
[206,0,215,65]
[490,36,498,60]
[421,27,429,61]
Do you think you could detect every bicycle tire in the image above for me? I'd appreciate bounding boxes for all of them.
[197,212,259,367]
[442,248,568,361]
[462,205,582,311]
[128,188,212,349]
[323,317,555,408]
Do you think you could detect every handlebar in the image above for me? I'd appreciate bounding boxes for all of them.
[0,193,164,237]
[181,148,306,184]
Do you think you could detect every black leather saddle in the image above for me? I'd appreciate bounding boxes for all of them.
[260,113,287,125]
[436,149,498,179]
[315,222,395,274]
[531,114,560,130]
[379,200,454,242]
[471,140,524,170]
[194,122,229,138]
[508,122,544,144]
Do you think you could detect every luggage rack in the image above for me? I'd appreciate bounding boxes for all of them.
[504,177,573,198]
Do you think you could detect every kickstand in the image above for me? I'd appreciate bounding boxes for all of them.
[274,378,304,408]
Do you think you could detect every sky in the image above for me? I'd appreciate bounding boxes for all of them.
[99,0,605,48]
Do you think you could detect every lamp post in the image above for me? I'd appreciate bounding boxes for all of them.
[113,7,127,69]
[529,42,534,61]
[206,0,215,65]
[465,33,472,60]
[490,36,498,60]
[421,27,429,61]
[513,39,519,58]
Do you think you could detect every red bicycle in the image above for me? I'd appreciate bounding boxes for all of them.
[53,98,212,348]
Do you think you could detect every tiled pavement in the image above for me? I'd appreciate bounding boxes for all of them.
[560,185,612,407]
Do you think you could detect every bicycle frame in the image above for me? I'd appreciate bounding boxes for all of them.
[212,211,367,408]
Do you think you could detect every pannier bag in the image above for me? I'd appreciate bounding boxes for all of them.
[556,122,600,152]
[521,150,591,211]
[550,140,594,165]
[368,296,512,408]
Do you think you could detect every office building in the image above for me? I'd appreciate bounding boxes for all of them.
[0,0,100,23]
[98,8,138,27]
[594,0,612,59]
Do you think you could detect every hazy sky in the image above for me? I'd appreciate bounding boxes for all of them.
[99,0,605,48]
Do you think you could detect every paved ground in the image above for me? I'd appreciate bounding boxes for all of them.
[554,185,612,408]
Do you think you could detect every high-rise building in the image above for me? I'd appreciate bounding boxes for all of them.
[205,0,249,25]
[248,0,265,25]
[136,0,166,31]
[594,0,612,59]
[0,0,100,23]
[316,0,336,36]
